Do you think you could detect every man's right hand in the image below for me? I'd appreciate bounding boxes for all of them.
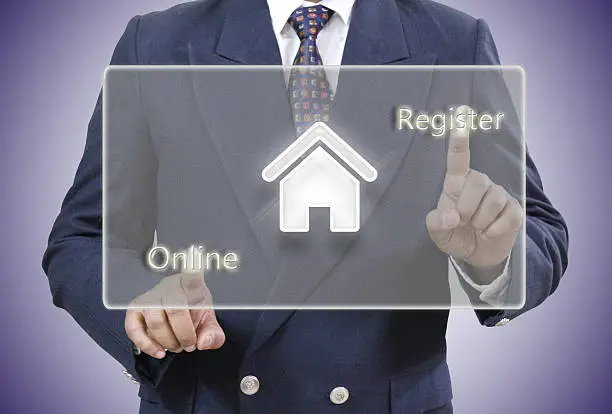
[125,272,226,359]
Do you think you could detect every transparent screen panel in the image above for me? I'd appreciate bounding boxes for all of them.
[103,66,525,310]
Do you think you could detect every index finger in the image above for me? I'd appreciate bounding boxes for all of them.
[446,105,473,177]
[180,271,211,308]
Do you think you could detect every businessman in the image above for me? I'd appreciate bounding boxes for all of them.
[43,1,568,413]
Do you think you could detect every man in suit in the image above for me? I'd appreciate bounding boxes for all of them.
[42,0,568,413]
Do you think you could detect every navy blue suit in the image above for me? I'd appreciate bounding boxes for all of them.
[42,1,568,413]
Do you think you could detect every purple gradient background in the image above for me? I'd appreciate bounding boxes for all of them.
[1,0,610,413]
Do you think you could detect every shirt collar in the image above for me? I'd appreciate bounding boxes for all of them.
[266,0,356,36]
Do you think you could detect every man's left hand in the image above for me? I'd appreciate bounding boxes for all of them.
[426,106,523,276]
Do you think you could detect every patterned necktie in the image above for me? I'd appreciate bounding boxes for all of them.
[288,5,335,134]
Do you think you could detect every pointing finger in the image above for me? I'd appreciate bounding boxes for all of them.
[180,271,210,307]
[455,171,492,226]
[446,105,473,177]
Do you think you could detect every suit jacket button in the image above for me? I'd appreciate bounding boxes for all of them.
[240,375,260,396]
[122,370,140,385]
[132,344,142,356]
[330,386,349,405]
[496,317,511,327]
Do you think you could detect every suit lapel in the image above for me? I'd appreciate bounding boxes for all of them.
[214,0,282,65]
[341,0,437,66]
[188,0,295,268]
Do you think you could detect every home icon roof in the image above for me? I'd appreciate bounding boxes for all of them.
[262,122,378,233]
[262,122,378,183]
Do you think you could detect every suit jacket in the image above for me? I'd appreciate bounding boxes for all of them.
[42,1,569,413]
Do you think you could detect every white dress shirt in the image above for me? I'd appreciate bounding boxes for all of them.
[266,0,510,306]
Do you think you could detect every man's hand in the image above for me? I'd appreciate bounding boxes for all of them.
[426,106,523,277]
[125,272,225,359]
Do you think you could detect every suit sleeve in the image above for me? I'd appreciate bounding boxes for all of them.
[471,19,569,326]
[41,15,174,386]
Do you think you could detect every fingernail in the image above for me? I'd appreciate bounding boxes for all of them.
[202,334,214,349]
[185,345,196,352]
[155,350,166,359]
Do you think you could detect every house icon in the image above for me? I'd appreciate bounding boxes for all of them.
[262,122,378,233]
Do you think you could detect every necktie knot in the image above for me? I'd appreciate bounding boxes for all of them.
[288,5,334,43]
